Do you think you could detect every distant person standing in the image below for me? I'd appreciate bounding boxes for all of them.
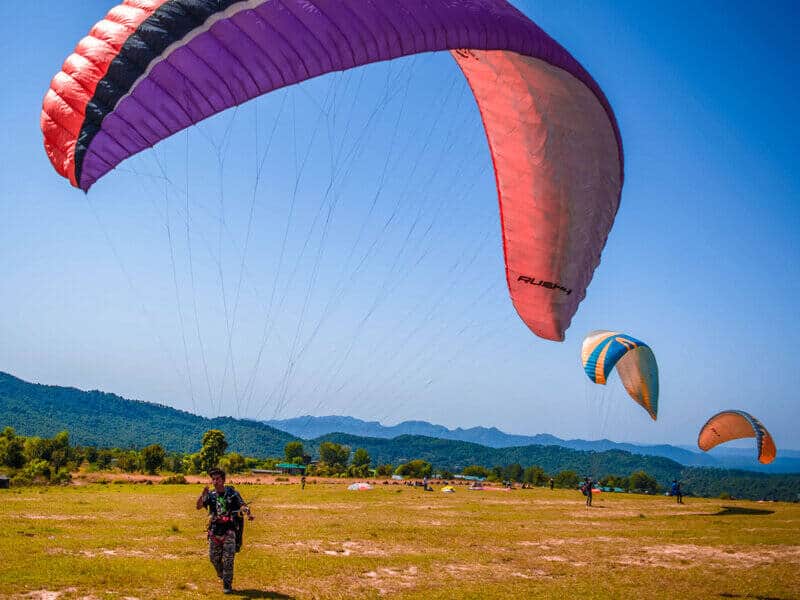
[583,477,593,507]
[301,475,306,490]
[197,468,254,594]
[549,478,554,491]
[671,479,683,504]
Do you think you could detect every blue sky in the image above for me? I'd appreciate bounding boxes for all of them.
[1,1,798,449]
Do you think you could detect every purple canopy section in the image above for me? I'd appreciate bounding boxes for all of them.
[80,0,621,190]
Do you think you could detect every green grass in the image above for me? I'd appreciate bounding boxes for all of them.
[2,482,799,599]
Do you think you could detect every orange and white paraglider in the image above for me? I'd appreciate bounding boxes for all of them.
[698,410,776,464]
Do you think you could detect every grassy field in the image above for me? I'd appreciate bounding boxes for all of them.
[2,479,799,599]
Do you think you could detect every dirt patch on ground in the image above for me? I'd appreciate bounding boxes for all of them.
[25,591,72,600]
[22,591,124,600]
[439,561,552,581]
[17,514,97,521]
[615,544,800,569]
[518,536,624,548]
[360,566,419,596]
[280,539,419,557]
[270,502,361,511]
[405,507,462,520]
[44,547,180,560]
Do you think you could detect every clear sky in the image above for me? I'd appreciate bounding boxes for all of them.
[1,1,798,448]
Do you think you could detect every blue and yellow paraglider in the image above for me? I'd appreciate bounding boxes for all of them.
[581,331,659,420]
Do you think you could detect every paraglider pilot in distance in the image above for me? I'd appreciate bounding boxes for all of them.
[197,468,254,594]
[671,480,683,504]
[582,477,593,507]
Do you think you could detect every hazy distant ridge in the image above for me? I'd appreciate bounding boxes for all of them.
[266,415,800,474]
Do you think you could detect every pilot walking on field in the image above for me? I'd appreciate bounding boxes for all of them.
[197,468,254,594]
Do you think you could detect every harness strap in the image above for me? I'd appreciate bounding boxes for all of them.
[208,531,229,546]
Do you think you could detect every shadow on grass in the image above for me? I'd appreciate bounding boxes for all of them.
[713,506,775,516]
[231,590,295,599]
[719,593,788,600]
[677,505,776,518]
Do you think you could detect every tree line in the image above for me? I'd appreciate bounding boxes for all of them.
[2,426,797,501]
[0,426,665,494]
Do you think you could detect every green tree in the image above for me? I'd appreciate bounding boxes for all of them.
[244,457,261,470]
[284,441,305,464]
[84,446,99,464]
[220,452,246,474]
[184,453,203,474]
[523,465,548,486]
[319,442,350,473]
[347,448,372,478]
[395,460,432,479]
[375,464,395,477]
[352,448,371,469]
[199,430,228,472]
[166,453,185,473]
[51,435,70,469]
[24,436,49,463]
[629,470,659,493]
[141,444,166,474]
[0,427,25,469]
[461,465,489,479]
[504,463,524,482]
[52,431,70,451]
[19,459,51,483]
[96,450,114,470]
[117,450,140,472]
[554,470,579,489]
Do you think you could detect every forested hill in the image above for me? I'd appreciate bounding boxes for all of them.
[308,432,687,483]
[269,415,800,474]
[0,372,295,455]
[306,433,800,500]
[3,371,800,500]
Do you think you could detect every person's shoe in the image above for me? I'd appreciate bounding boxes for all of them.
[223,582,233,594]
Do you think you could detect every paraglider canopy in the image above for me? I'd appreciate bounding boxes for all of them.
[698,410,776,465]
[41,0,624,343]
[347,482,373,491]
[581,330,659,420]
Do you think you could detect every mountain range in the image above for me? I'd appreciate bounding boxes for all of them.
[2,370,798,496]
[265,415,800,474]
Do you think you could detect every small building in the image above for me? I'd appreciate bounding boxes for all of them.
[0,475,10,489]
[275,463,306,476]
